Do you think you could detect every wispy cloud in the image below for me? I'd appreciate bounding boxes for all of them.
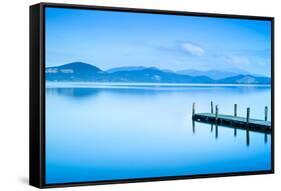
[227,55,250,65]
[180,42,205,56]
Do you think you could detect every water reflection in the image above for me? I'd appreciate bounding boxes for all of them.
[46,85,270,99]
[215,124,218,139]
[192,120,195,134]
[246,130,250,147]
[46,85,271,183]
[47,88,101,99]
[192,121,270,146]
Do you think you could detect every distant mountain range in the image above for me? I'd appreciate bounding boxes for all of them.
[46,62,271,84]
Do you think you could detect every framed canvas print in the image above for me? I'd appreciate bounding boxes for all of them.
[30,2,274,188]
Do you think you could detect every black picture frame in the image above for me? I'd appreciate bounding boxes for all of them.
[30,2,275,188]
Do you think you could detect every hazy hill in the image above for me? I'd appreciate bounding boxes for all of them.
[217,75,270,84]
[106,66,147,73]
[46,62,105,81]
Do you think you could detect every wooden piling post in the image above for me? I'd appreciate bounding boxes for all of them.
[215,105,218,121]
[265,106,268,121]
[234,104,237,117]
[246,107,250,125]
[211,101,214,114]
[192,102,196,117]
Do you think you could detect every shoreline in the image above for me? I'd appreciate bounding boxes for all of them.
[46,82,271,88]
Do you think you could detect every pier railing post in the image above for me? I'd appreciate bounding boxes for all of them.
[246,107,250,125]
[234,104,237,117]
[211,101,214,114]
[192,102,196,117]
[215,105,218,121]
[265,106,268,121]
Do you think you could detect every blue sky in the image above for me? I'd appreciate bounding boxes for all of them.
[46,7,271,76]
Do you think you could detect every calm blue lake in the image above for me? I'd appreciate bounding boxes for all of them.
[45,83,271,184]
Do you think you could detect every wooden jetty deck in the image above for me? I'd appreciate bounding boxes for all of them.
[193,113,271,133]
[192,102,271,134]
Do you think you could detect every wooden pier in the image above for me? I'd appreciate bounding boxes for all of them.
[192,102,271,134]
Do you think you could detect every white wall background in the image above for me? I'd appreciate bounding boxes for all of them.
[0,0,279,190]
